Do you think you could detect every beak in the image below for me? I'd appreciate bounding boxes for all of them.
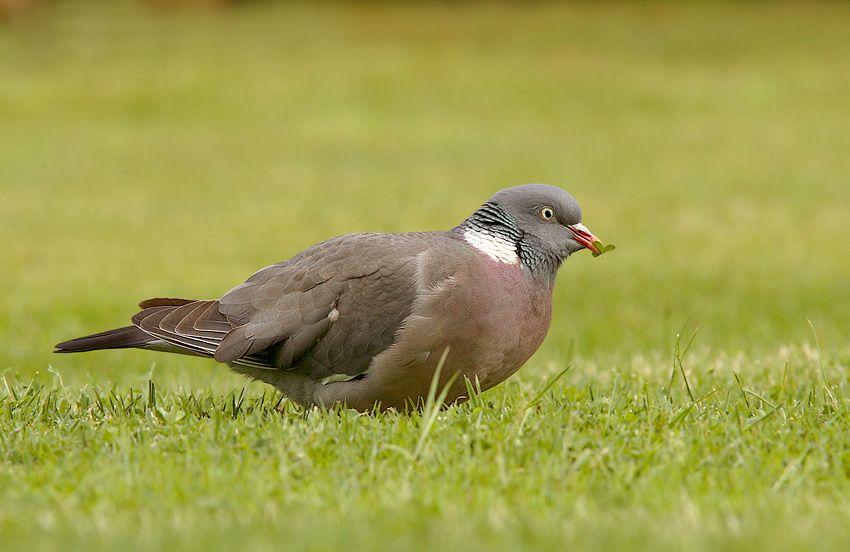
[566,223,601,254]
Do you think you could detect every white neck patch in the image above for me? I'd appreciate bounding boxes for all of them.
[463,228,520,265]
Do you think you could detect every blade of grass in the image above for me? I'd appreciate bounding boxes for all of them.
[413,347,457,460]
[806,317,838,411]
[525,365,572,410]
[733,372,751,410]
[674,322,699,403]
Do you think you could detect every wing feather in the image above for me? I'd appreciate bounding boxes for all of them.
[126,233,456,378]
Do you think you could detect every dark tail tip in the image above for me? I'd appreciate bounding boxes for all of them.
[54,326,153,353]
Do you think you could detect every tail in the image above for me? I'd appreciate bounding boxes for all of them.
[54,298,227,359]
[54,326,156,353]
[55,298,194,353]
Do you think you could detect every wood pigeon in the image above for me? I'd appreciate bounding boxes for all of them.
[55,184,602,411]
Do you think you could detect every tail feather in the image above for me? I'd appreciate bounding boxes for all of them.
[53,297,269,368]
[54,326,154,353]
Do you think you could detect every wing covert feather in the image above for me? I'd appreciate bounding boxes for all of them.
[214,232,447,371]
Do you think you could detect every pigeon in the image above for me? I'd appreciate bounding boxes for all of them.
[55,184,601,412]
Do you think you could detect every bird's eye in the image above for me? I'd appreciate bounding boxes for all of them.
[540,207,555,220]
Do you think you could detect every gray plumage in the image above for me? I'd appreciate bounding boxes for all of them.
[55,184,601,412]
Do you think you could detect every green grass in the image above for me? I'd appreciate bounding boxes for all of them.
[2,1,850,550]
[3,347,850,551]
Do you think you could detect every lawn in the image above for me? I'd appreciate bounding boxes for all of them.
[1,1,849,550]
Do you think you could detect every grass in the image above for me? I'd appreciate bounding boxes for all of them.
[3,347,850,551]
[1,1,850,550]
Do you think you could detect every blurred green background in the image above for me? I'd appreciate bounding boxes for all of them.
[1,0,848,386]
[2,3,850,552]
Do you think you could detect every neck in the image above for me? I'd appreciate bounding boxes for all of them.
[460,202,522,248]
[457,203,561,281]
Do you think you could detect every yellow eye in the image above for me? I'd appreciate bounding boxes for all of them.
[540,207,555,220]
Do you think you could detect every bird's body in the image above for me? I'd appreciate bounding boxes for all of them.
[55,184,601,411]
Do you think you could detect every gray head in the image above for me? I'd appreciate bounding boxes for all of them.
[459,183,599,279]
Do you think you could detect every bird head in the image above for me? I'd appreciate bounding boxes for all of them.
[463,183,601,278]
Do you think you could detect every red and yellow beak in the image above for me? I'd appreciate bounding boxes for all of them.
[566,223,601,255]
